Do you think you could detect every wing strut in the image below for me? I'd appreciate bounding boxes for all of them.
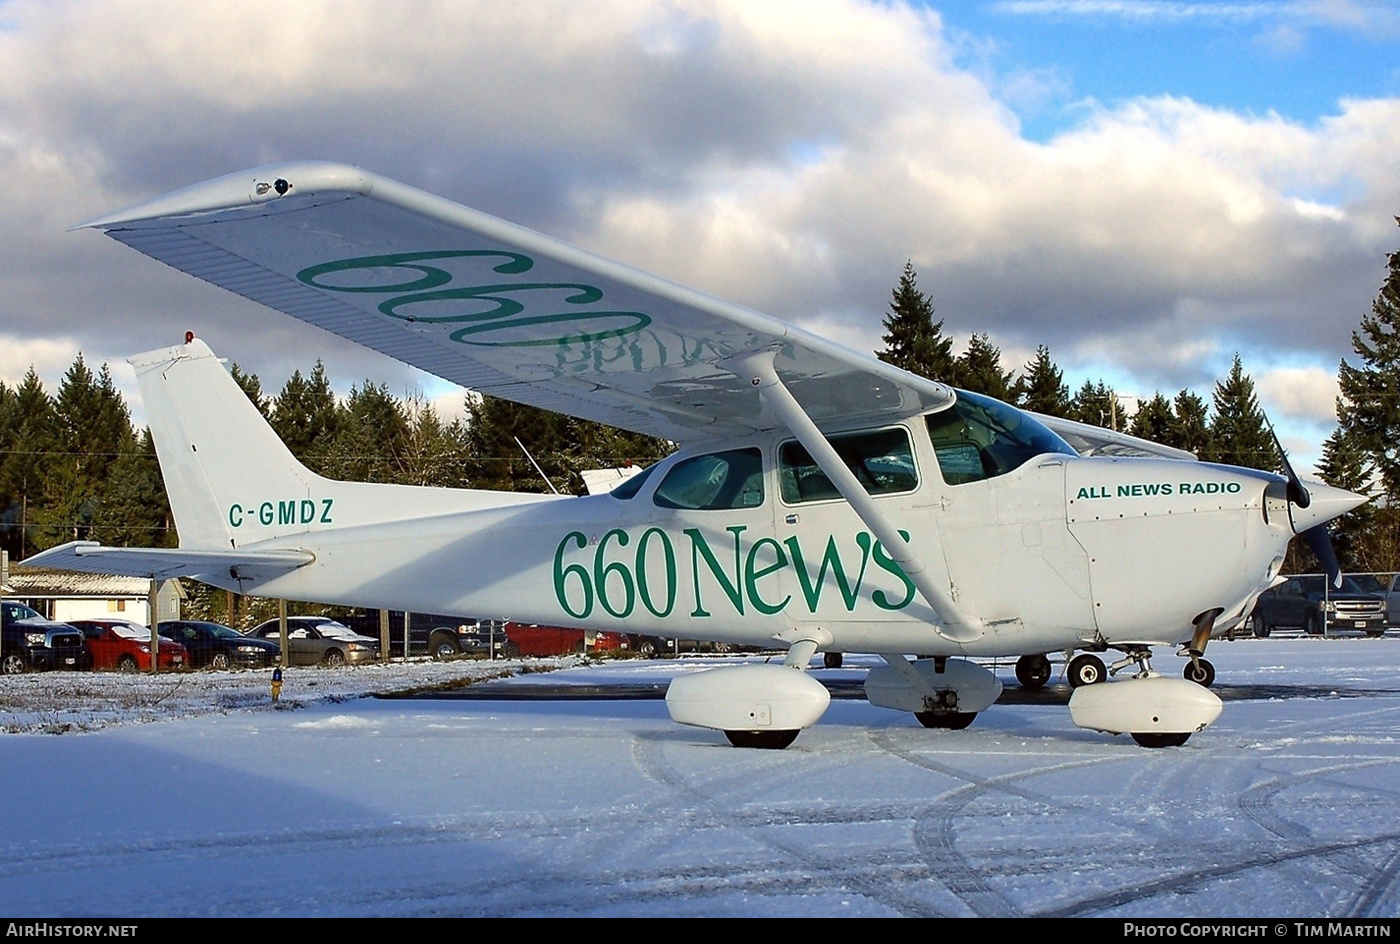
[725,351,982,644]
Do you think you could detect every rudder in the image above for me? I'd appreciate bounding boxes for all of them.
[130,338,320,550]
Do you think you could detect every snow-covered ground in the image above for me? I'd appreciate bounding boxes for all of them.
[2,638,1399,917]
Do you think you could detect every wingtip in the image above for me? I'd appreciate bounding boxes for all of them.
[72,161,374,230]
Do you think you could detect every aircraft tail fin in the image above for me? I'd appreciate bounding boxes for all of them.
[131,337,557,552]
[131,338,324,550]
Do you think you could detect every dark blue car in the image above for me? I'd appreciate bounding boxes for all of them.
[157,620,279,669]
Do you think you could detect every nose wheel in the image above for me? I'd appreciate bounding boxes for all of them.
[1065,653,1106,688]
[1183,658,1215,687]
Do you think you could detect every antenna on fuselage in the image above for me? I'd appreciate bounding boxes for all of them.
[514,436,562,496]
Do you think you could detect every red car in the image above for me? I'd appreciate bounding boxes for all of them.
[503,622,631,657]
[68,619,188,672]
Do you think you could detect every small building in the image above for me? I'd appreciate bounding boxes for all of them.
[4,570,183,626]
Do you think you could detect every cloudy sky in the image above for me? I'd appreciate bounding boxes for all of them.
[2,0,1397,470]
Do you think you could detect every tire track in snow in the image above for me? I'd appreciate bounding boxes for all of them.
[867,727,1122,918]
[627,731,961,917]
[1037,830,1400,917]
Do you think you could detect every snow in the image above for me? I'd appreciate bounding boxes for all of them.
[2,639,1400,917]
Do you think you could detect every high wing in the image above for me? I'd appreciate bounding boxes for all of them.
[79,162,953,442]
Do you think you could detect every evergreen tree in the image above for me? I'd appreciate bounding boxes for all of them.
[954,333,1013,400]
[271,361,339,473]
[398,397,473,489]
[0,369,56,556]
[90,428,173,548]
[1209,354,1273,470]
[1313,426,1381,571]
[32,357,132,549]
[1127,392,1175,445]
[1168,389,1213,457]
[876,262,954,380]
[1069,380,1116,429]
[229,363,271,420]
[1014,345,1070,417]
[1337,224,1400,500]
[464,397,577,493]
[325,381,411,483]
[465,395,671,495]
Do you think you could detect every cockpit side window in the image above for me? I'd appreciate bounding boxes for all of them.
[926,390,1076,485]
[778,428,917,504]
[652,448,765,510]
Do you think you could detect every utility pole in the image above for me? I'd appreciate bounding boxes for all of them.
[0,551,6,668]
[148,578,159,672]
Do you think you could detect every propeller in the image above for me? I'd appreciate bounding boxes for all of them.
[1267,418,1342,590]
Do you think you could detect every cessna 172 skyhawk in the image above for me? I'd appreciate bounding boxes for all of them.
[25,162,1365,748]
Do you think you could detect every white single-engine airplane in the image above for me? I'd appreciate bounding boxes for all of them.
[26,162,1364,748]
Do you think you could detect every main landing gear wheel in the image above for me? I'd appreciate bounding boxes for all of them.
[1132,732,1191,748]
[1014,654,1051,690]
[1183,658,1215,687]
[724,729,800,749]
[915,711,977,730]
[823,651,843,669]
[1066,653,1106,688]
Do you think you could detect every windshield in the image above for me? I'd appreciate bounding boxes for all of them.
[1299,575,1380,595]
[926,390,1075,485]
[1351,574,1384,593]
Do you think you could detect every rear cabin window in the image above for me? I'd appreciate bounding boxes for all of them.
[778,428,917,504]
[609,461,660,499]
[926,389,1075,485]
[652,448,765,510]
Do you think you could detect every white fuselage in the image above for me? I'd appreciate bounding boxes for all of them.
[215,422,1290,658]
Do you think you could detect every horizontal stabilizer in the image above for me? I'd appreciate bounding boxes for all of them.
[21,541,314,580]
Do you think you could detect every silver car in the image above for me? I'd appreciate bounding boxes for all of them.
[248,616,380,667]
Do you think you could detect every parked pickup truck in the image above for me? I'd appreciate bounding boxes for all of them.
[1357,573,1400,628]
[341,612,517,660]
[1250,575,1387,637]
[1,602,91,673]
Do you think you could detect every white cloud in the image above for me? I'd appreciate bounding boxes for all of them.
[0,334,81,387]
[0,0,1392,468]
[1256,365,1340,423]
